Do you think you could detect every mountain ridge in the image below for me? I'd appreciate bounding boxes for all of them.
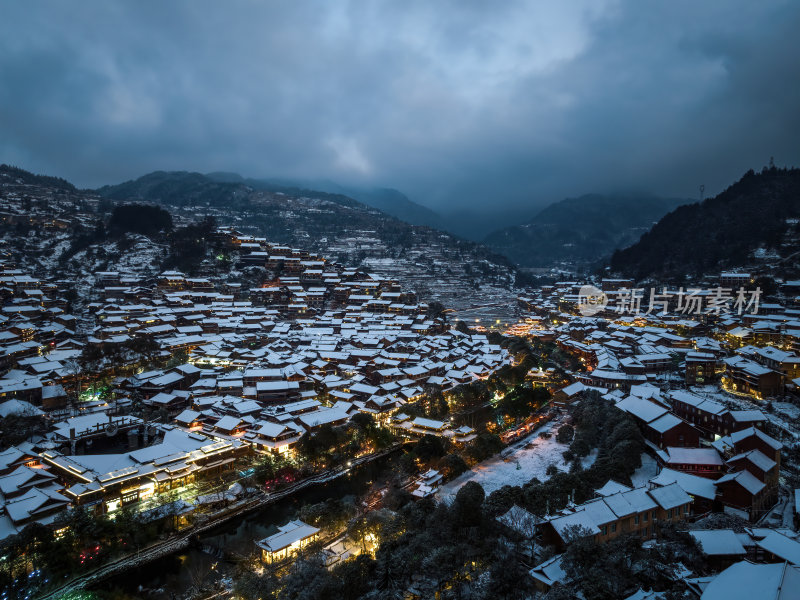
[608,167,800,281]
[97,170,362,209]
[202,172,444,228]
[0,163,77,192]
[89,167,525,291]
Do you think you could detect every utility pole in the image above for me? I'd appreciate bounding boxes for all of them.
[699,184,705,202]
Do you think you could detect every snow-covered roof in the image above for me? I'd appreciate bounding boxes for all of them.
[256,519,319,552]
[727,449,776,473]
[649,468,716,501]
[666,447,723,466]
[751,530,800,565]
[715,471,765,496]
[690,530,747,556]
[595,480,632,497]
[616,396,668,423]
[700,561,800,600]
[647,482,691,510]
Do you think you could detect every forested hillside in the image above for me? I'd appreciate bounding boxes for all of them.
[609,167,800,280]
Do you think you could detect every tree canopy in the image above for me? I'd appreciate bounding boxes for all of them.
[108,203,173,236]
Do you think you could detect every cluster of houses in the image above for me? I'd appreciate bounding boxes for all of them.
[0,234,505,542]
[485,392,791,596]
[600,386,781,521]
[0,260,77,411]
[512,275,800,597]
[513,273,800,522]
[0,168,99,234]
[538,480,694,549]
[522,475,800,598]
[518,275,800,399]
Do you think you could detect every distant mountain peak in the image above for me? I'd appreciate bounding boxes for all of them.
[483,193,690,269]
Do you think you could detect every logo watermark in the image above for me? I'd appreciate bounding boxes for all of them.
[577,285,608,316]
[578,286,761,317]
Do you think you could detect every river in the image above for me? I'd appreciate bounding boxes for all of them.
[92,453,399,599]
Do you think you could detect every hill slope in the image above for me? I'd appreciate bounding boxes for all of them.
[609,167,800,280]
[204,172,443,228]
[98,171,360,209]
[0,163,77,192]
[484,194,688,269]
[333,185,443,229]
[94,170,523,309]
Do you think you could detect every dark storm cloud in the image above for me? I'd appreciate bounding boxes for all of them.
[1,1,798,211]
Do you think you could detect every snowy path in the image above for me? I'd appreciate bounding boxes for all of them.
[782,491,795,529]
[630,453,658,488]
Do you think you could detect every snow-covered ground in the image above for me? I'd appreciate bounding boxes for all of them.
[774,402,800,422]
[436,423,597,502]
[630,453,658,488]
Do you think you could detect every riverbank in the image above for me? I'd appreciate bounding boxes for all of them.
[35,445,401,600]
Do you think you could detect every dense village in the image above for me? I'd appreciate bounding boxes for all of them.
[511,276,800,597]
[1,169,800,600]
[3,1,800,598]
[0,172,526,598]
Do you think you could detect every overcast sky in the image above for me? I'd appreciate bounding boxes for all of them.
[1,1,798,212]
